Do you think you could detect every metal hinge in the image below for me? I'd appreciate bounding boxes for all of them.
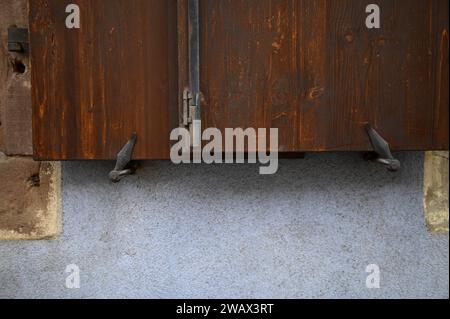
[182,89,199,126]
[182,88,201,148]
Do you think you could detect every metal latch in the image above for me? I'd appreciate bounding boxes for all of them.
[8,25,29,53]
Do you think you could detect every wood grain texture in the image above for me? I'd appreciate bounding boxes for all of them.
[177,0,190,124]
[431,0,449,149]
[200,0,449,151]
[31,0,449,160]
[30,0,178,160]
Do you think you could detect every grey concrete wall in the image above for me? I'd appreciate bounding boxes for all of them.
[0,152,448,298]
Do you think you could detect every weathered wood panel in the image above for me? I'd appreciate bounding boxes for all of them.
[30,0,179,160]
[200,0,449,151]
[431,0,449,150]
[31,0,448,160]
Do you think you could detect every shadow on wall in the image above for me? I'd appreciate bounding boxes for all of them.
[64,151,422,198]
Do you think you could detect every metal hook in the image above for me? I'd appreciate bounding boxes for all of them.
[365,124,400,172]
[108,133,138,182]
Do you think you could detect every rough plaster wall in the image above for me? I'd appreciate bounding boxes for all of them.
[0,153,448,298]
[0,0,32,155]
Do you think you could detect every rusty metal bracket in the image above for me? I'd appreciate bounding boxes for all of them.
[365,124,400,172]
[108,133,138,183]
[8,25,29,53]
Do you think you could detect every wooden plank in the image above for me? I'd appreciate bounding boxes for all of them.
[200,0,449,151]
[432,0,449,150]
[323,0,448,150]
[31,0,448,159]
[324,0,435,150]
[30,0,179,160]
[200,0,300,151]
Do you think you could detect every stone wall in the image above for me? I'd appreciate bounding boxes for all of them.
[424,152,449,233]
[0,0,61,240]
[0,0,32,155]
